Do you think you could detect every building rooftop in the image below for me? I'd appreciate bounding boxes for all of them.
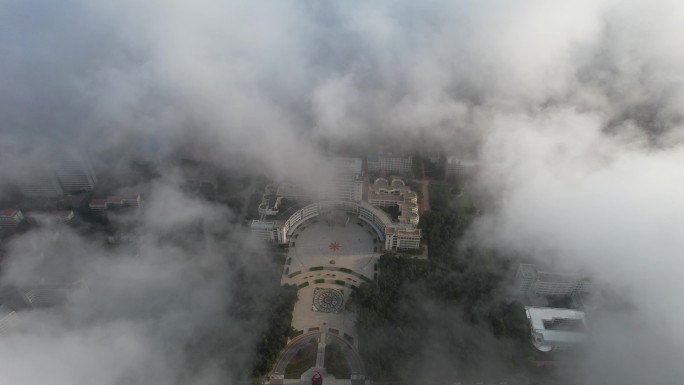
[1,209,18,217]
[526,307,588,352]
[49,210,74,218]
[367,178,419,225]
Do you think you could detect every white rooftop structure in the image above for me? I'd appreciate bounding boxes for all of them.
[525,306,588,352]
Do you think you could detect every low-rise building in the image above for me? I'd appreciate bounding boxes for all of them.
[88,199,108,212]
[0,209,24,230]
[89,194,141,213]
[48,210,74,223]
[106,194,141,209]
[525,306,588,352]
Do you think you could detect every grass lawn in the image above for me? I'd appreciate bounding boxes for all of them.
[453,191,473,211]
[428,183,473,212]
[284,339,317,379]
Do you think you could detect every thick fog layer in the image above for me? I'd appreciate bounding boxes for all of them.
[2,0,684,384]
[0,180,278,384]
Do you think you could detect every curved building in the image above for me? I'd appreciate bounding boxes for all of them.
[251,199,421,251]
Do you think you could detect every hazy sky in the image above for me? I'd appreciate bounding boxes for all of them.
[2,0,684,384]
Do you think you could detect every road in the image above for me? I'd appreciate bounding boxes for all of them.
[420,163,430,213]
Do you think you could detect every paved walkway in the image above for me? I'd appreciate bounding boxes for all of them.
[316,332,327,368]
[269,332,366,384]
[269,213,373,384]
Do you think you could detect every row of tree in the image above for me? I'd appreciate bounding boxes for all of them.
[351,189,534,381]
[351,253,532,381]
[251,284,299,376]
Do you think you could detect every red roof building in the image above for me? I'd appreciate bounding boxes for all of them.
[0,209,24,230]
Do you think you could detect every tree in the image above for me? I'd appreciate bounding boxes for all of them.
[251,284,299,376]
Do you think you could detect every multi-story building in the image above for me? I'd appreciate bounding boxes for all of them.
[88,199,108,212]
[332,157,363,175]
[446,156,479,178]
[18,154,97,197]
[367,178,419,225]
[251,199,422,250]
[525,307,588,352]
[19,286,70,308]
[367,154,413,174]
[328,157,364,202]
[0,305,19,335]
[48,210,74,223]
[331,174,363,202]
[106,194,141,209]
[54,156,98,193]
[250,220,285,243]
[384,226,421,250]
[0,209,24,230]
[515,263,592,296]
[18,169,64,198]
[89,194,141,213]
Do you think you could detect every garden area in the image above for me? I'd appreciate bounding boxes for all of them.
[284,339,317,379]
[324,342,352,379]
[428,183,473,213]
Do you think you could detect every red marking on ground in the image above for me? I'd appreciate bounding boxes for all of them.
[328,242,341,251]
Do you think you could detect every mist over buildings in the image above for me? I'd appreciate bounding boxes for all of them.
[2,0,684,384]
